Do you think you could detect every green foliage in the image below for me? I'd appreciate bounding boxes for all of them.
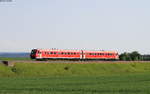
[0,64,15,77]
[119,51,141,61]
[141,55,150,61]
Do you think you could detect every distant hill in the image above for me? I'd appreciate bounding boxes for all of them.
[0,52,30,58]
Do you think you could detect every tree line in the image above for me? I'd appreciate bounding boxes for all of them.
[119,51,150,61]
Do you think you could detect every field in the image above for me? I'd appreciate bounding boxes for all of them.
[0,73,150,94]
[0,61,150,94]
[0,57,31,61]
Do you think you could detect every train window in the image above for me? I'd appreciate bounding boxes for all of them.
[51,52,53,54]
[100,53,104,55]
[74,53,76,55]
[61,52,64,55]
[54,52,56,54]
[45,52,47,54]
[38,51,41,54]
[58,52,61,54]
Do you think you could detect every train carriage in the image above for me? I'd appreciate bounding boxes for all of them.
[30,49,81,60]
[83,50,119,60]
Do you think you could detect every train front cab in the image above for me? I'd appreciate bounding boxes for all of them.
[30,49,43,60]
[30,49,37,59]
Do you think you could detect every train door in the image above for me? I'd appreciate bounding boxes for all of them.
[80,51,82,59]
[36,51,42,59]
[80,50,85,59]
[83,51,86,59]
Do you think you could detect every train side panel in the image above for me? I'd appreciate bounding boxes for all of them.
[30,49,119,60]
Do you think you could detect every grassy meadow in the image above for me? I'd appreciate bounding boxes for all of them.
[0,62,150,94]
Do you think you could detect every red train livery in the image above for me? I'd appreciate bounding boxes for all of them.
[30,49,119,60]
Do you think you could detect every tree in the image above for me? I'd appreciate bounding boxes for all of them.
[130,51,141,61]
[119,51,141,61]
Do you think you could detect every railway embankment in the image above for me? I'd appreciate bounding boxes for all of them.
[0,62,150,77]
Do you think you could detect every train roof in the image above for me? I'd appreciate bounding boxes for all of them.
[34,49,118,53]
[36,49,81,52]
[83,50,118,53]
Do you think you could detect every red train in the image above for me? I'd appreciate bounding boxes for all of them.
[30,49,119,60]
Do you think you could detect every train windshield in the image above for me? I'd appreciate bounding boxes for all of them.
[31,49,37,55]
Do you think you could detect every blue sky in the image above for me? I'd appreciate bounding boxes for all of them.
[0,0,150,54]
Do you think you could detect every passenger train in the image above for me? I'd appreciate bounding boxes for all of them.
[30,49,119,60]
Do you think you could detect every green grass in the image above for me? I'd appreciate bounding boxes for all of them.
[0,57,30,61]
[1,62,150,94]
[1,62,150,77]
[0,73,150,94]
